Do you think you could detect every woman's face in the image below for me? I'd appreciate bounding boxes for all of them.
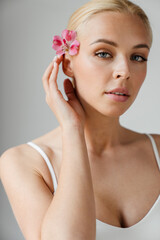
[71,12,150,117]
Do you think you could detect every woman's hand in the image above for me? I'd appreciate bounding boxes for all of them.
[42,55,86,130]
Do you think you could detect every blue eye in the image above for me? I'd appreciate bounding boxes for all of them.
[131,55,148,62]
[95,52,111,59]
[95,52,148,62]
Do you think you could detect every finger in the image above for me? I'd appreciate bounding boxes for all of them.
[43,55,63,97]
[49,61,64,100]
[49,55,63,92]
[42,61,54,93]
[56,54,63,65]
[49,61,59,90]
[42,55,62,82]
[63,79,76,101]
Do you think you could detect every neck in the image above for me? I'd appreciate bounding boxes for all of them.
[84,113,123,156]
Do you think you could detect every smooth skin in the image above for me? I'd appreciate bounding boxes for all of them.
[0,11,160,240]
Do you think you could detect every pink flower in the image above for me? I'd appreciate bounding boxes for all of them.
[52,29,80,56]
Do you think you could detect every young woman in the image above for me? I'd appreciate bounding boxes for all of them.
[0,0,160,239]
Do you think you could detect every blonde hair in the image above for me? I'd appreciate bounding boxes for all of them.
[67,0,153,47]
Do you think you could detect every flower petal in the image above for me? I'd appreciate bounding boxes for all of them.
[56,49,65,56]
[62,29,77,42]
[71,40,80,48]
[52,30,80,56]
[52,35,63,50]
[61,30,68,40]
[69,40,80,56]
[69,48,78,56]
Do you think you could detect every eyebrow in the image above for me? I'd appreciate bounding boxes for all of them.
[90,38,150,50]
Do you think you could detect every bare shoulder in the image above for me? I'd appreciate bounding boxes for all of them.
[0,142,45,171]
[121,128,160,156]
[0,126,62,191]
[149,133,160,154]
[0,143,47,190]
[130,130,160,156]
[150,133,160,143]
[0,128,62,239]
[0,144,31,180]
[0,143,53,240]
[122,127,160,144]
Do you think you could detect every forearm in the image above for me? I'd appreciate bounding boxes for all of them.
[41,126,96,240]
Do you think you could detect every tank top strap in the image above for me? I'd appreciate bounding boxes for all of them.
[27,141,58,193]
[145,134,160,170]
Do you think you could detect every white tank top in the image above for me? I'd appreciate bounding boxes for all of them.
[27,134,160,240]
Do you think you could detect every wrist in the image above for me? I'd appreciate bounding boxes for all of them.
[62,123,84,135]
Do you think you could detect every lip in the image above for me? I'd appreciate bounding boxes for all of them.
[105,87,130,96]
[104,87,130,102]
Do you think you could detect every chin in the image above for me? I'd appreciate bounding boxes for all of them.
[84,104,129,119]
[95,101,132,118]
[79,94,134,118]
[99,109,127,118]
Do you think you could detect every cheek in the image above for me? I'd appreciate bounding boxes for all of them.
[72,53,110,91]
[73,54,96,79]
[133,66,147,91]
[73,60,108,104]
[129,66,147,106]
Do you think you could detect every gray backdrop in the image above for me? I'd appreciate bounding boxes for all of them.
[0,0,160,239]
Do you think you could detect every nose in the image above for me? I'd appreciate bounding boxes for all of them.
[113,56,130,80]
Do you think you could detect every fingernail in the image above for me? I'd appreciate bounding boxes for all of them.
[57,54,63,59]
[53,56,57,62]
[54,61,57,67]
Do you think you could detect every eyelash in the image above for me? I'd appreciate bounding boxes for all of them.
[95,51,148,62]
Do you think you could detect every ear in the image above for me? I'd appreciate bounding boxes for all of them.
[62,54,74,78]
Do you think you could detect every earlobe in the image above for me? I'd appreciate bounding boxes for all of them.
[62,54,74,78]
